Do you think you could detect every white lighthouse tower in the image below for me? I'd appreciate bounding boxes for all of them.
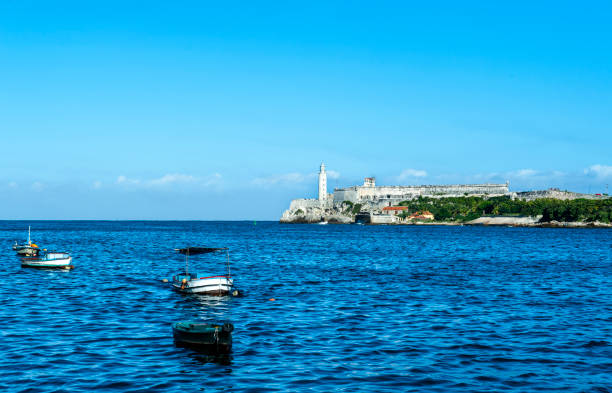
[318,162,327,202]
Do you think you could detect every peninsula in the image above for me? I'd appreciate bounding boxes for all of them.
[280,164,611,227]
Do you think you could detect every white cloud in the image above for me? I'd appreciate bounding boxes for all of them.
[473,172,501,181]
[202,173,223,186]
[116,175,140,185]
[93,181,102,189]
[148,173,197,186]
[116,173,222,189]
[252,172,310,187]
[327,170,341,179]
[398,169,427,180]
[252,166,340,188]
[511,169,538,178]
[584,164,612,178]
[477,169,567,182]
[7,181,17,188]
[30,182,44,192]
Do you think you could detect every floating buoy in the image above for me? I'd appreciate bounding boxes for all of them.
[161,278,168,283]
[269,298,275,301]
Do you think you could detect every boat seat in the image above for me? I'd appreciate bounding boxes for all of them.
[174,273,226,280]
[194,273,225,279]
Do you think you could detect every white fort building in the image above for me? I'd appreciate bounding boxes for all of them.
[281,163,510,223]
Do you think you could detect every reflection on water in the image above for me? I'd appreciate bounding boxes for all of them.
[187,352,232,366]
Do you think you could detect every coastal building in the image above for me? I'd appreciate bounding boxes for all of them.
[363,177,376,187]
[382,206,409,216]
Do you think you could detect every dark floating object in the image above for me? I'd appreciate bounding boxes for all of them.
[175,247,228,255]
[173,321,233,353]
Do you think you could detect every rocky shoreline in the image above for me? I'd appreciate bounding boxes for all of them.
[280,216,612,228]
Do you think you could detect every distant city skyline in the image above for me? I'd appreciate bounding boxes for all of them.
[0,1,610,219]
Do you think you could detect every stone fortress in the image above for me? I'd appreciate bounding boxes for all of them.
[281,163,511,223]
[280,163,606,223]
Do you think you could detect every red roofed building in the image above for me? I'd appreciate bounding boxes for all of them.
[381,206,410,216]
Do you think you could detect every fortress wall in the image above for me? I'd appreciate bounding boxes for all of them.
[370,214,398,224]
[333,189,359,203]
[333,183,509,203]
[357,186,420,200]
[289,199,322,210]
[282,181,512,223]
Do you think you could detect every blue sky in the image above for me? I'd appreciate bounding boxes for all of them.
[1,1,611,219]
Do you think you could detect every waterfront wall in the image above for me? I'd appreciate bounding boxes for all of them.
[369,214,398,224]
[288,199,325,211]
[332,183,509,209]
[336,183,508,201]
[514,189,607,201]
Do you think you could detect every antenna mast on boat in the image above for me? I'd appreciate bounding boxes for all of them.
[185,248,189,275]
[226,249,231,277]
[28,226,31,245]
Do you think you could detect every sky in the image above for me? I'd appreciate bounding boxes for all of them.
[0,1,611,219]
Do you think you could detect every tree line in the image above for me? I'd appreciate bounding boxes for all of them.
[397,196,612,223]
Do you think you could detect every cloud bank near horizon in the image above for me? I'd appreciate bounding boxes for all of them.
[1,164,609,219]
[3,164,611,193]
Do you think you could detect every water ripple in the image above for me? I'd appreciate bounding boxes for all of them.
[0,222,611,392]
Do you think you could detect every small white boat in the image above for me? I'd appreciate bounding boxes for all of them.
[172,273,234,295]
[22,251,73,269]
[170,247,234,296]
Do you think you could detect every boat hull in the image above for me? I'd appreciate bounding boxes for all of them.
[13,246,40,256]
[172,275,233,295]
[172,321,233,353]
[21,255,73,269]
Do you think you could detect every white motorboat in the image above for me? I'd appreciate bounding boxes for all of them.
[170,247,234,295]
[172,273,234,295]
[21,251,73,269]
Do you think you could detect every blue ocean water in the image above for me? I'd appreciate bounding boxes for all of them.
[0,221,611,392]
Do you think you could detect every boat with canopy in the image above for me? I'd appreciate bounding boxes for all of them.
[21,251,73,269]
[171,247,234,295]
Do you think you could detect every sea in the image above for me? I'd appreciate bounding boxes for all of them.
[0,221,611,392]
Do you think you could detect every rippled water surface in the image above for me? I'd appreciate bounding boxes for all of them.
[1,221,611,392]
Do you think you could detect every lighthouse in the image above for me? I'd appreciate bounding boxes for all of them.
[318,163,327,201]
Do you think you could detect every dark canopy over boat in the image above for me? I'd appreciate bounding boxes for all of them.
[176,247,228,255]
